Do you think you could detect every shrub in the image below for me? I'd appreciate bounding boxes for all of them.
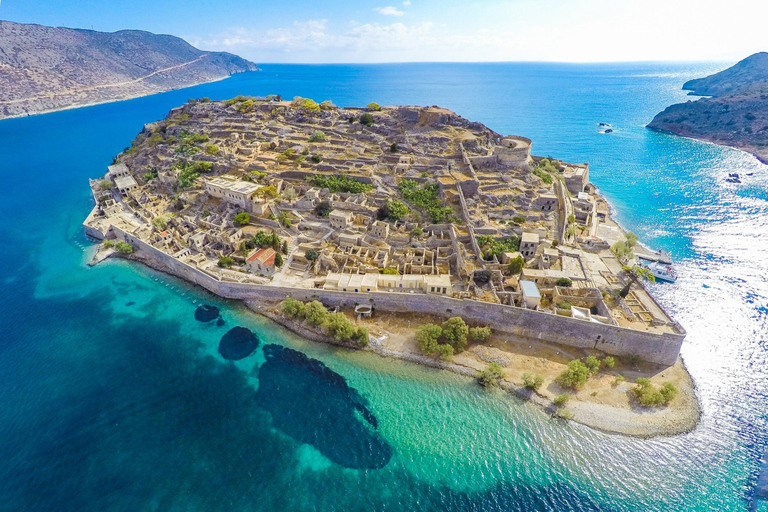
[255,185,279,199]
[477,363,505,387]
[315,200,332,217]
[204,144,219,155]
[305,249,319,261]
[584,355,601,376]
[559,301,573,311]
[441,317,469,352]
[612,374,626,387]
[556,359,591,390]
[602,356,616,369]
[390,142,399,153]
[366,102,382,111]
[359,113,374,126]
[477,234,521,259]
[99,180,114,190]
[433,343,454,360]
[379,200,408,222]
[274,253,284,267]
[114,241,133,254]
[522,373,544,391]
[381,267,399,275]
[217,256,234,268]
[282,298,306,319]
[234,212,250,225]
[508,255,525,275]
[310,154,322,163]
[511,215,526,225]
[633,379,678,407]
[555,277,573,287]
[152,216,168,230]
[323,312,356,341]
[303,301,328,326]
[469,326,492,343]
[354,327,370,347]
[278,212,292,228]
[102,240,114,248]
[308,131,326,142]
[623,354,642,367]
[556,409,574,420]
[553,394,571,407]
[410,227,423,239]
[398,179,454,223]
[473,270,492,284]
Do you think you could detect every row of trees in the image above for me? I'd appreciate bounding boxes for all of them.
[416,317,491,360]
[281,298,369,347]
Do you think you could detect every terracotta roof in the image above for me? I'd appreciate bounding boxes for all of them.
[247,247,277,266]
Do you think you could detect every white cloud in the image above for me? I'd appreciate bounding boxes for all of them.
[402,0,412,5]
[374,6,405,16]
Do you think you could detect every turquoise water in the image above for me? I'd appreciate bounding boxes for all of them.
[0,63,766,511]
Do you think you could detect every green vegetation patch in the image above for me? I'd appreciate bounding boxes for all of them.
[309,175,373,194]
[398,179,454,224]
[280,299,368,347]
[477,234,521,260]
[632,378,678,407]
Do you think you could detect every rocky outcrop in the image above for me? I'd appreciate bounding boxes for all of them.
[0,20,257,119]
[648,52,768,163]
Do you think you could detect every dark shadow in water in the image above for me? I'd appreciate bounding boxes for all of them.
[194,304,220,322]
[218,326,260,360]
[256,344,392,470]
[216,317,225,327]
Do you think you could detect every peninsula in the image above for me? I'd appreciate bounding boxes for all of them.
[0,20,257,120]
[648,52,768,162]
[84,97,698,437]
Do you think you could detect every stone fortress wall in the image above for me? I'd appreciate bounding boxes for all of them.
[94,220,685,366]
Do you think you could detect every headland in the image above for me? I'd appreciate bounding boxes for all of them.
[83,96,699,437]
[648,52,768,163]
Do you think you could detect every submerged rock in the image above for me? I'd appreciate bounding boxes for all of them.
[256,344,392,469]
[218,327,259,360]
[194,304,219,322]
[216,318,225,327]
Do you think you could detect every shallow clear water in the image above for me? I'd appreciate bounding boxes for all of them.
[0,62,766,511]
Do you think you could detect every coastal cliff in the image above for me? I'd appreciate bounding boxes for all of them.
[0,20,257,119]
[647,52,768,162]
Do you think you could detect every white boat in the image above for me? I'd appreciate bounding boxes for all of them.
[639,257,677,283]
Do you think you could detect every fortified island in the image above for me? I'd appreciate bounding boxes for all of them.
[84,96,698,436]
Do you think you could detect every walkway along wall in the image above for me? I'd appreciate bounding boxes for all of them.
[105,223,685,366]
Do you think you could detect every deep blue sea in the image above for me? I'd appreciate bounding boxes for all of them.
[0,62,767,512]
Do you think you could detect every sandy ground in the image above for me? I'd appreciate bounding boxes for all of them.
[258,304,700,439]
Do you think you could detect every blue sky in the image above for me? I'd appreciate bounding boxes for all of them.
[1,0,765,63]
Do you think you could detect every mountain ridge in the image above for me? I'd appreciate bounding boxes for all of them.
[0,20,257,119]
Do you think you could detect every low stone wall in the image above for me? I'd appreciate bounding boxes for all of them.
[97,221,684,366]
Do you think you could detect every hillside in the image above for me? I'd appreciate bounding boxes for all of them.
[0,20,257,119]
[648,53,768,162]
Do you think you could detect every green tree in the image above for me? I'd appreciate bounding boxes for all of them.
[204,144,219,155]
[410,227,424,240]
[522,373,544,391]
[441,317,469,353]
[323,312,355,341]
[477,363,505,387]
[602,356,616,369]
[619,265,655,298]
[99,180,114,190]
[315,200,332,217]
[556,359,591,390]
[303,301,328,326]
[234,212,250,225]
[508,255,525,275]
[633,378,678,407]
[366,102,382,111]
[390,142,399,153]
[416,324,442,354]
[305,249,319,261]
[274,253,284,267]
[553,394,571,407]
[152,216,168,230]
[511,215,526,225]
[469,326,492,343]
[380,200,408,222]
[218,256,234,268]
[555,277,573,287]
[281,240,288,254]
[353,327,370,347]
[282,298,306,319]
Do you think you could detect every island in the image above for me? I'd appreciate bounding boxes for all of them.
[83,96,699,437]
[0,20,257,120]
[648,52,768,163]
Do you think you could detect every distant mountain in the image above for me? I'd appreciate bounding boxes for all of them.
[648,53,768,163]
[0,20,257,119]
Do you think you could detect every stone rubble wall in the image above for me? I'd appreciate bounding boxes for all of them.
[98,220,684,366]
